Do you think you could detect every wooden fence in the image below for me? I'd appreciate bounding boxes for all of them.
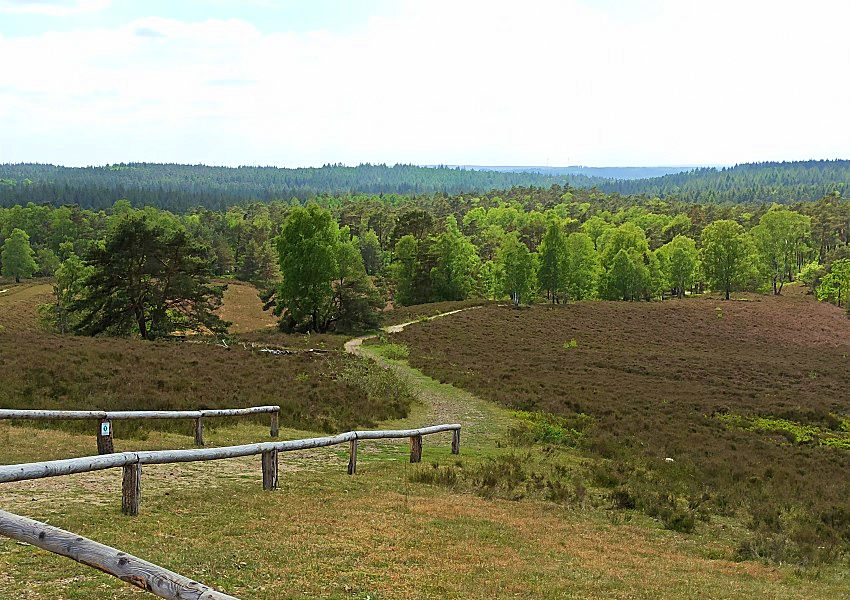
[0,423,460,514]
[0,423,460,599]
[0,406,281,453]
[0,509,237,599]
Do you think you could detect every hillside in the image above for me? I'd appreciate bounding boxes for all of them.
[448,165,694,179]
[0,163,597,211]
[597,160,850,203]
[3,289,850,597]
[392,287,850,565]
[2,159,849,213]
[0,280,410,436]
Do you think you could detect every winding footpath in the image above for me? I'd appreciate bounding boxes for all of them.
[345,307,512,447]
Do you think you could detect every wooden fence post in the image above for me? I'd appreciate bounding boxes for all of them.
[96,419,114,455]
[410,434,422,463]
[270,411,279,438]
[193,417,204,447]
[261,449,278,491]
[348,439,358,475]
[122,463,141,516]
[452,429,460,454]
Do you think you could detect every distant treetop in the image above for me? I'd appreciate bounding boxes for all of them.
[0,159,848,211]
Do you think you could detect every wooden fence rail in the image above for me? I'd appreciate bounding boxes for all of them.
[0,423,461,515]
[0,406,281,453]
[0,508,238,600]
[0,423,460,599]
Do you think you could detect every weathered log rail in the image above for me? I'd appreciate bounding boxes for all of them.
[0,423,461,515]
[0,406,281,453]
[0,423,460,598]
[0,508,238,599]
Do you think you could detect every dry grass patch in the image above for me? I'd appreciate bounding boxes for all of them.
[1,456,846,599]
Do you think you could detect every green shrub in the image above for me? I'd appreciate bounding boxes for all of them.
[381,343,410,360]
[508,410,595,447]
[409,450,589,508]
[660,508,696,533]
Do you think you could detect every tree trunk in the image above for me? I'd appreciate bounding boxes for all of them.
[136,312,148,340]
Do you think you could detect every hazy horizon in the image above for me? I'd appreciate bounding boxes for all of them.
[2,0,849,167]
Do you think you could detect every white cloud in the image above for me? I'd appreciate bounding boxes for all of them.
[0,0,849,166]
[0,0,110,16]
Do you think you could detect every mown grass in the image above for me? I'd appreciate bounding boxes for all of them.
[2,423,850,599]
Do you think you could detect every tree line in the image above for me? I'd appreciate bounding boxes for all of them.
[3,160,850,212]
[2,187,850,339]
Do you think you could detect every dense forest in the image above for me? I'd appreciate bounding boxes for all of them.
[3,183,849,336]
[0,163,595,212]
[2,160,850,212]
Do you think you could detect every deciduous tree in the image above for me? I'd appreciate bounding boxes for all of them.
[497,233,536,306]
[1,228,38,283]
[700,219,756,300]
[537,221,568,302]
[430,215,479,301]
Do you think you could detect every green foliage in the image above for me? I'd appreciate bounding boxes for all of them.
[599,223,657,300]
[3,170,850,316]
[390,234,423,306]
[657,235,698,298]
[497,233,536,306]
[816,259,850,310]
[380,343,410,360]
[272,204,382,333]
[35,247,60,276]
[581,215,614,250]
[38,252,93,334]
[430,215,479,301]
[537,221,568,302]
[70,212,228,340]
[477,259,499,300]
[563,232,600,300]
[358,229,383,276]
[798,261,825,289]
[237,238,279,287]
[716,412,850,450]
[751,208,811,295]
[274,203,338,332]
[562,338,578,349]
[508,410,594,447]
[700,219,758,299]
[1,228,38,282]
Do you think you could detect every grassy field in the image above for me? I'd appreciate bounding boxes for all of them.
[2,281,850,597]
[2,389,849,599]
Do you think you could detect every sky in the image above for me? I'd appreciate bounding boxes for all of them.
[1,0,849,168]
